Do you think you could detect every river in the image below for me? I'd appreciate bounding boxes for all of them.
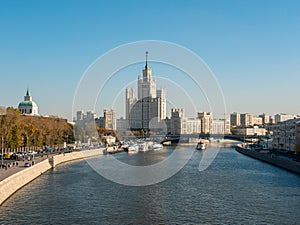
[0,145,300,224]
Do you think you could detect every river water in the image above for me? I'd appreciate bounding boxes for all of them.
[0,145,300,224]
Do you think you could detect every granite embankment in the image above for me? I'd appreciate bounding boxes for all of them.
[235,144,300,175]
[0,148,105,205]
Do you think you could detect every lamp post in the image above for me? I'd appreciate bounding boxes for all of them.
[1,136,3,166]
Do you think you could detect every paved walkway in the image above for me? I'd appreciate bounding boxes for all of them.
[0,154,52,182]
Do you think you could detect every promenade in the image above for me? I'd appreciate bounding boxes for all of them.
[0,154,52,182]
[0,148,106,205]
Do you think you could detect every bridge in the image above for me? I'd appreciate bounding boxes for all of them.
[159,134,269,145]
[122,133,269,144]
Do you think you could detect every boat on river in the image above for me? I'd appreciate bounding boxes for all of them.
[123,142,139,153]
[196,141,206,150]
[148,143,163,151]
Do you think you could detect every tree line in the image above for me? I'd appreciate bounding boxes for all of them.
[0,107,74,151]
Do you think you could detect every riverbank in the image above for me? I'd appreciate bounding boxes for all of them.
[0,148,106,205]
[235,144,300,175]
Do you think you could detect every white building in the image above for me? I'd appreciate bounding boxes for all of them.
[183,118,202,134]
[274,113,295,124]
[212,119,231,134]
[18,89,39,115]
[126,52,166,132]
[233,126,266,136]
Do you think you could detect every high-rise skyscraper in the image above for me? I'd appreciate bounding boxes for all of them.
[126,52,167,131]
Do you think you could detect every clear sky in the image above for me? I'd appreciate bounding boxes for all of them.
[0,0,299,120]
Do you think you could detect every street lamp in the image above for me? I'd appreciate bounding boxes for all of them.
[1,136,3,166]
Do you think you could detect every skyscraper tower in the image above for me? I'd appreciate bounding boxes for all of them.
[138,51,156,99]
[125,52,167,131]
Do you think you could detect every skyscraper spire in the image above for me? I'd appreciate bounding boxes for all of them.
[145,51,148,69]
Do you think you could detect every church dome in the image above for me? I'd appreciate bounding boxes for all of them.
[18,89,39,115]
[18,100,38,107]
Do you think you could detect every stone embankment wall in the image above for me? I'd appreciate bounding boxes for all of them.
[0,148,104,205]
[236,144,300,174]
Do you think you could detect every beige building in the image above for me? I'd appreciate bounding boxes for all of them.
[274,113,295,124]
[253,117,263,126]
[230,112,240,127]
[126,52,166,132]
[270,118,300,152]
[240,113,253,127]
[233,126,266,136]
[197,112,212,134]
[96,109,116,130]
[259,113,270,124]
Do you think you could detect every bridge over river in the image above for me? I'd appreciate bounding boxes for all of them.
[160,134,269,145]
[123,134,269,145]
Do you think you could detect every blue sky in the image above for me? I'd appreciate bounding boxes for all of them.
[0,0,299,120]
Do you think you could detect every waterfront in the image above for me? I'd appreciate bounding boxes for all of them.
[0,146,300,224]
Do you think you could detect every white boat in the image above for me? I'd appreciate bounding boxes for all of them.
[138,142,148,152]
[127,143,139,153]
[196,142,206,150]
[148,143,163,151]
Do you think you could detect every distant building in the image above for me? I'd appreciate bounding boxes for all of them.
[253,117,263,126]
[259,113,270,124]
[96,109,116,130]
[126,52,166,132]
[233,126,266,136]
[74,110,97,129]
[240,113,253,127]
[197,112,212,134]
[212,119,231,134]
[76,110,84,121]
[274,113,295,124]
[116,117,128,131]
[230,112,240,127]
[183,117,202,134]
[269,118,300,152]
[166,108,184,135]
[18,89,39,115]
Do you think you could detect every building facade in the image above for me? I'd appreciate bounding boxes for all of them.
[233,126,267,136]
[259,113,270,124]
[270,118,300,152]
[240,113,253,127]
[126,52,166,131]
[274,113,295,124]
[230,112,240,127]
[96,109,116,130]
[197,112,212,134]
[212,119,231,134]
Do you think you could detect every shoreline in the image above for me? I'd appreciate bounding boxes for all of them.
[0,148,106,206]
[235,144,300,175]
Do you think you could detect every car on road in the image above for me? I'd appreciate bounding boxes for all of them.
[24,162,31,167]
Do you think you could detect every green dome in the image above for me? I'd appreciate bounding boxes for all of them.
[18,100,37,107]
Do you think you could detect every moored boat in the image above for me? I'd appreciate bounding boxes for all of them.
[126,143,139,153]
[148,143,163,151]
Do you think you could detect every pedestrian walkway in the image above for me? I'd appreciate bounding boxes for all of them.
[0,155,50,182]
